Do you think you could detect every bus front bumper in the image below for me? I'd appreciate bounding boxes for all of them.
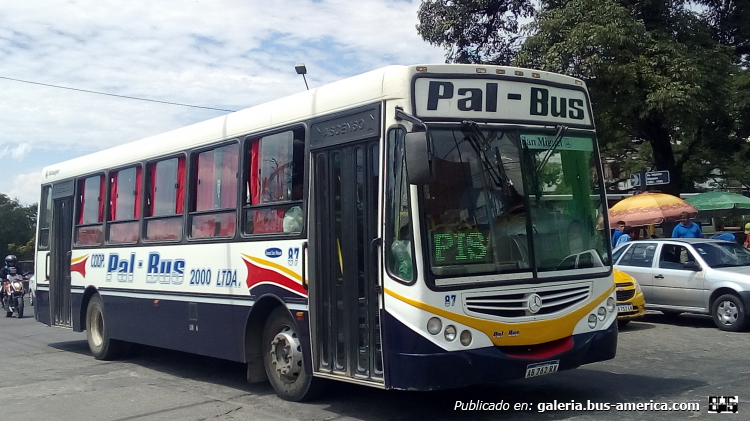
[383,312,617,391]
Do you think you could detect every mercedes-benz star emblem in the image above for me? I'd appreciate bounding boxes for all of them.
[528,294,543,314]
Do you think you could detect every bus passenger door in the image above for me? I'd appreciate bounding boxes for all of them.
[309,139,383,384]
[49,181,75,327]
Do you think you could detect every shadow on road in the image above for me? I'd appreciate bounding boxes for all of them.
[312,370,706,421]
[641,311,716,329]
[48,337,706,421]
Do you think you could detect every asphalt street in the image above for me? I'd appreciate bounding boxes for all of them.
[1,300,747,421]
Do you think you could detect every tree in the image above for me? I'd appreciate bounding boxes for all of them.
[417,0,750,195]
[0,194,37,261]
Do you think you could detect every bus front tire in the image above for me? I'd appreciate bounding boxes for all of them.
[262,306,321,401]
[86,294,125,360]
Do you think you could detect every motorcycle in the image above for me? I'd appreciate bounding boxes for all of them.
[2,269,25,318]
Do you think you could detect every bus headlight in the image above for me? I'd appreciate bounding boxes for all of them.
[444,325,457,342]
[606,297,615,313]
[597,307,607,322]
[460,330,472,346]
[588,314,597,329]
[427,317,442,335]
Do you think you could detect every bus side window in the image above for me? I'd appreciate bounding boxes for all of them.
[107,166,141,243]
[244,128,305,235]
[75,174,105,246]
[385,128,415,282]
[189,142,239,239]
[144,157,185,241]
[38,186,53,249]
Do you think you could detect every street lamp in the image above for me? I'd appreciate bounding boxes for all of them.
[295,63,309,90]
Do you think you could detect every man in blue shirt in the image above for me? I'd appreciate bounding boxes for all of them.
[615,226,632,247]
[612,221,626,247]
[671,212,702,238]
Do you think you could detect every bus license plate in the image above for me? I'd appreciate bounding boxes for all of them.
[617,304,633,313]
[525,360,560,378]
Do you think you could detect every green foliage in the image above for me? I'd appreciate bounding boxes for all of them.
[0,194,37,261]
[417,0,535,64]
[417,0,750,194]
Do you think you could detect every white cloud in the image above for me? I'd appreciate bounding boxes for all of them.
[5,171,42,206]
[0,0,445,204]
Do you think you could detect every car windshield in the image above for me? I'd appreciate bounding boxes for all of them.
[421,124,610,278]
[692,242,750,268]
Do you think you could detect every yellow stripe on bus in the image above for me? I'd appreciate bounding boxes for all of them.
[70,254,88,264]
[384,285,615,346]
[242,254,301,282]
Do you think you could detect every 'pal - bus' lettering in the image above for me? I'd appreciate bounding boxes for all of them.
[424,81,586,121]
[146,252,185,285]
[106,253,135,283]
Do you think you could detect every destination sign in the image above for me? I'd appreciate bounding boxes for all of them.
[521,134,593,152]
[413,78,592,126]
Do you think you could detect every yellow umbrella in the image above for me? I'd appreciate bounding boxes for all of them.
[609,192,698,228]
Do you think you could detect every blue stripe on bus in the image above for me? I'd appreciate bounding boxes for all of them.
[36,288,310,364]
[382,310,617,390]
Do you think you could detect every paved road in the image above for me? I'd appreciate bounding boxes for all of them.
[1,301,746,420]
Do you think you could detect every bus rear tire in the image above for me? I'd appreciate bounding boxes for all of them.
[86,294,125,360]
[262,306,321,401]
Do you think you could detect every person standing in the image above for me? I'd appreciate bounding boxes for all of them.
[671,212,703,238]
[615,226,632,247]
[744,223,750,248]
[612,221,626,248]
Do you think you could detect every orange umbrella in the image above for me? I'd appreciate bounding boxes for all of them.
[609,192,698,228]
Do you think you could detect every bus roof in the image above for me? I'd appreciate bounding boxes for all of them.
[40,64,586,184]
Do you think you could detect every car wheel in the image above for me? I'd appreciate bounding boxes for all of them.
[711,294,748,332]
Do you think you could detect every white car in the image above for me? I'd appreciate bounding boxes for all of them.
[613,238,750,331]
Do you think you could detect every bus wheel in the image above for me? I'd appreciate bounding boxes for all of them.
[712,294,748,332]
[86,294,124,360]
[262,306,320,401]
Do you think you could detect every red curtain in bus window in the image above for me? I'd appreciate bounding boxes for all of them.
[250,140,260,205]
[134,167,142,218]
[221,145,239,209]
[196,150,215,211]
[176,157,185,214]
[148,164,157,216]
[219,212,237,236]
[98,174,105,222]
[110,172,119,221]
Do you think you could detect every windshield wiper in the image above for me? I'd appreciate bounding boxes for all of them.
[460,120,507,188]
[535,124,568,173]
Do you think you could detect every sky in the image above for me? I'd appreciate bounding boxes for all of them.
[0,0,445,206]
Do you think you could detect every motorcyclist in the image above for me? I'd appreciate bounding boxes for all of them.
[0,255,18,314]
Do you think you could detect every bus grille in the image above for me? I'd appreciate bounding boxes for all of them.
[463,283,591,320]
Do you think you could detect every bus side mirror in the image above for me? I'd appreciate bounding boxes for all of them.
[404,132,433,185]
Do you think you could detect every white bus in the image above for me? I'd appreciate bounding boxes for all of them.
[34,64,617,401]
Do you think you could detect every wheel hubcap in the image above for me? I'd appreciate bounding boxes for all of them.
[717,301,738,325]
[269,326,302,382]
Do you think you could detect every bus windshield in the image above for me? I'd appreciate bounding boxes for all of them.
[422,125,610,279]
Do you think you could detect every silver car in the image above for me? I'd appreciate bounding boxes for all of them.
[612,238,750,331]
